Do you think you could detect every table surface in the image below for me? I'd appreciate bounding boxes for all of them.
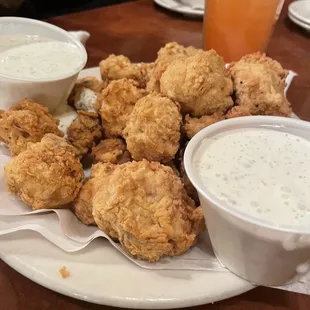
[1,0,310,309]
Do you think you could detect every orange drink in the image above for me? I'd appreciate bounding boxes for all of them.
[204,0,284,62]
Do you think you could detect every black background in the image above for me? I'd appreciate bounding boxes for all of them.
[0,0,132,19]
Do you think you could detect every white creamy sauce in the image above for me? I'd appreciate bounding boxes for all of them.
[193,128,310,227]
[0,34,83,79]
[0,34,51,53]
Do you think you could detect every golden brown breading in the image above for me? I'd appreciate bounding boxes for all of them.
[91,138,131,164]
[184,112,224,139]
[99,54,146,87]
[72,177,96,225]
[123,92,182,163]
[227,53,291,118]
[156,42,199,60]
[146,58,172,93]
[146,42,198,92]
[0,99,63,155]
[67,111,102,157]
[72,162,119,226]
[235,52,288,78]
[186,46,200,56]
[160,50,234,117]
[92,160,204,262]
[68,76,106,112]
[98,78,146,137]
[225,106,252,119]
[90,162,119,238]
[139,62,155,87]
[190,206,206,234]
[11,99,62,127]
[77,76,107,93]
[4,134,84,210]
[157,42,190,59]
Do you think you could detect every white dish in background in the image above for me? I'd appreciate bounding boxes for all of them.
[154,0,204,17]
[178,0,204,10]
[0,66,254,309]
[288,12,310,32]
[288,1,310,26]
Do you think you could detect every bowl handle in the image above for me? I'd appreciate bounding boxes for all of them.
[68,31,90,46]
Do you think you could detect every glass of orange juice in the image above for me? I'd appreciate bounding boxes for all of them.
[204,0,284,63]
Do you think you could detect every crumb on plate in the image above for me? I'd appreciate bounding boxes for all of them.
[59,266,70,278]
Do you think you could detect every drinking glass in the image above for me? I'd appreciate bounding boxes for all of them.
[203,0,285,62]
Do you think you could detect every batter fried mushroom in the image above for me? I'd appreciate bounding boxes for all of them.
[4,134,84,210]
[67,111,102,157]
[0,99,63,155]
[98,78,146,137]
[72,163,119,226]
[184,112,224,139]
[146,42,198,92]
[92,160,204,262]
[72,177,96,225]
[160,50,233,117]
[99,54,146,87]
[123,92,182,163]
[91,138,131,164]
[68,76,106,112]
[227,53,291,118]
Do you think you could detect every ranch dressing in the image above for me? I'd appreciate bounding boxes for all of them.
[193,128,310,227]
[0,34,52,53]
[0,38,83,79]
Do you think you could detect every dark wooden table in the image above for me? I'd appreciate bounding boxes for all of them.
[1,0,310,309]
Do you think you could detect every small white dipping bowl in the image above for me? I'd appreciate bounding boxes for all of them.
[184,116,310,286]
[0,17,87,112]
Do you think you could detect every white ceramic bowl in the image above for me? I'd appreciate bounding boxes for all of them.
[184,116,310,286]
[0,17,87,112]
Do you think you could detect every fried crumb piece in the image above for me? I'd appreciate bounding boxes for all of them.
[59,266,70,278]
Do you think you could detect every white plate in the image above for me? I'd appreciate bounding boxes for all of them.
[0,67,254,309]
[154,0,204,17]
[288,1,310,26]
[288,12,310,32]
[0,231,254,309]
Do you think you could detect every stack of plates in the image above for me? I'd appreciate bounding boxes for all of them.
[288,1,310,32]
[154,0,205,17]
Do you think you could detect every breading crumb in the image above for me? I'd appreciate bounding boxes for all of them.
[59,266,70,279]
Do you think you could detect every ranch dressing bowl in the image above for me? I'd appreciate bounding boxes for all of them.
[0,17,87,112]
[184,116,310,286]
